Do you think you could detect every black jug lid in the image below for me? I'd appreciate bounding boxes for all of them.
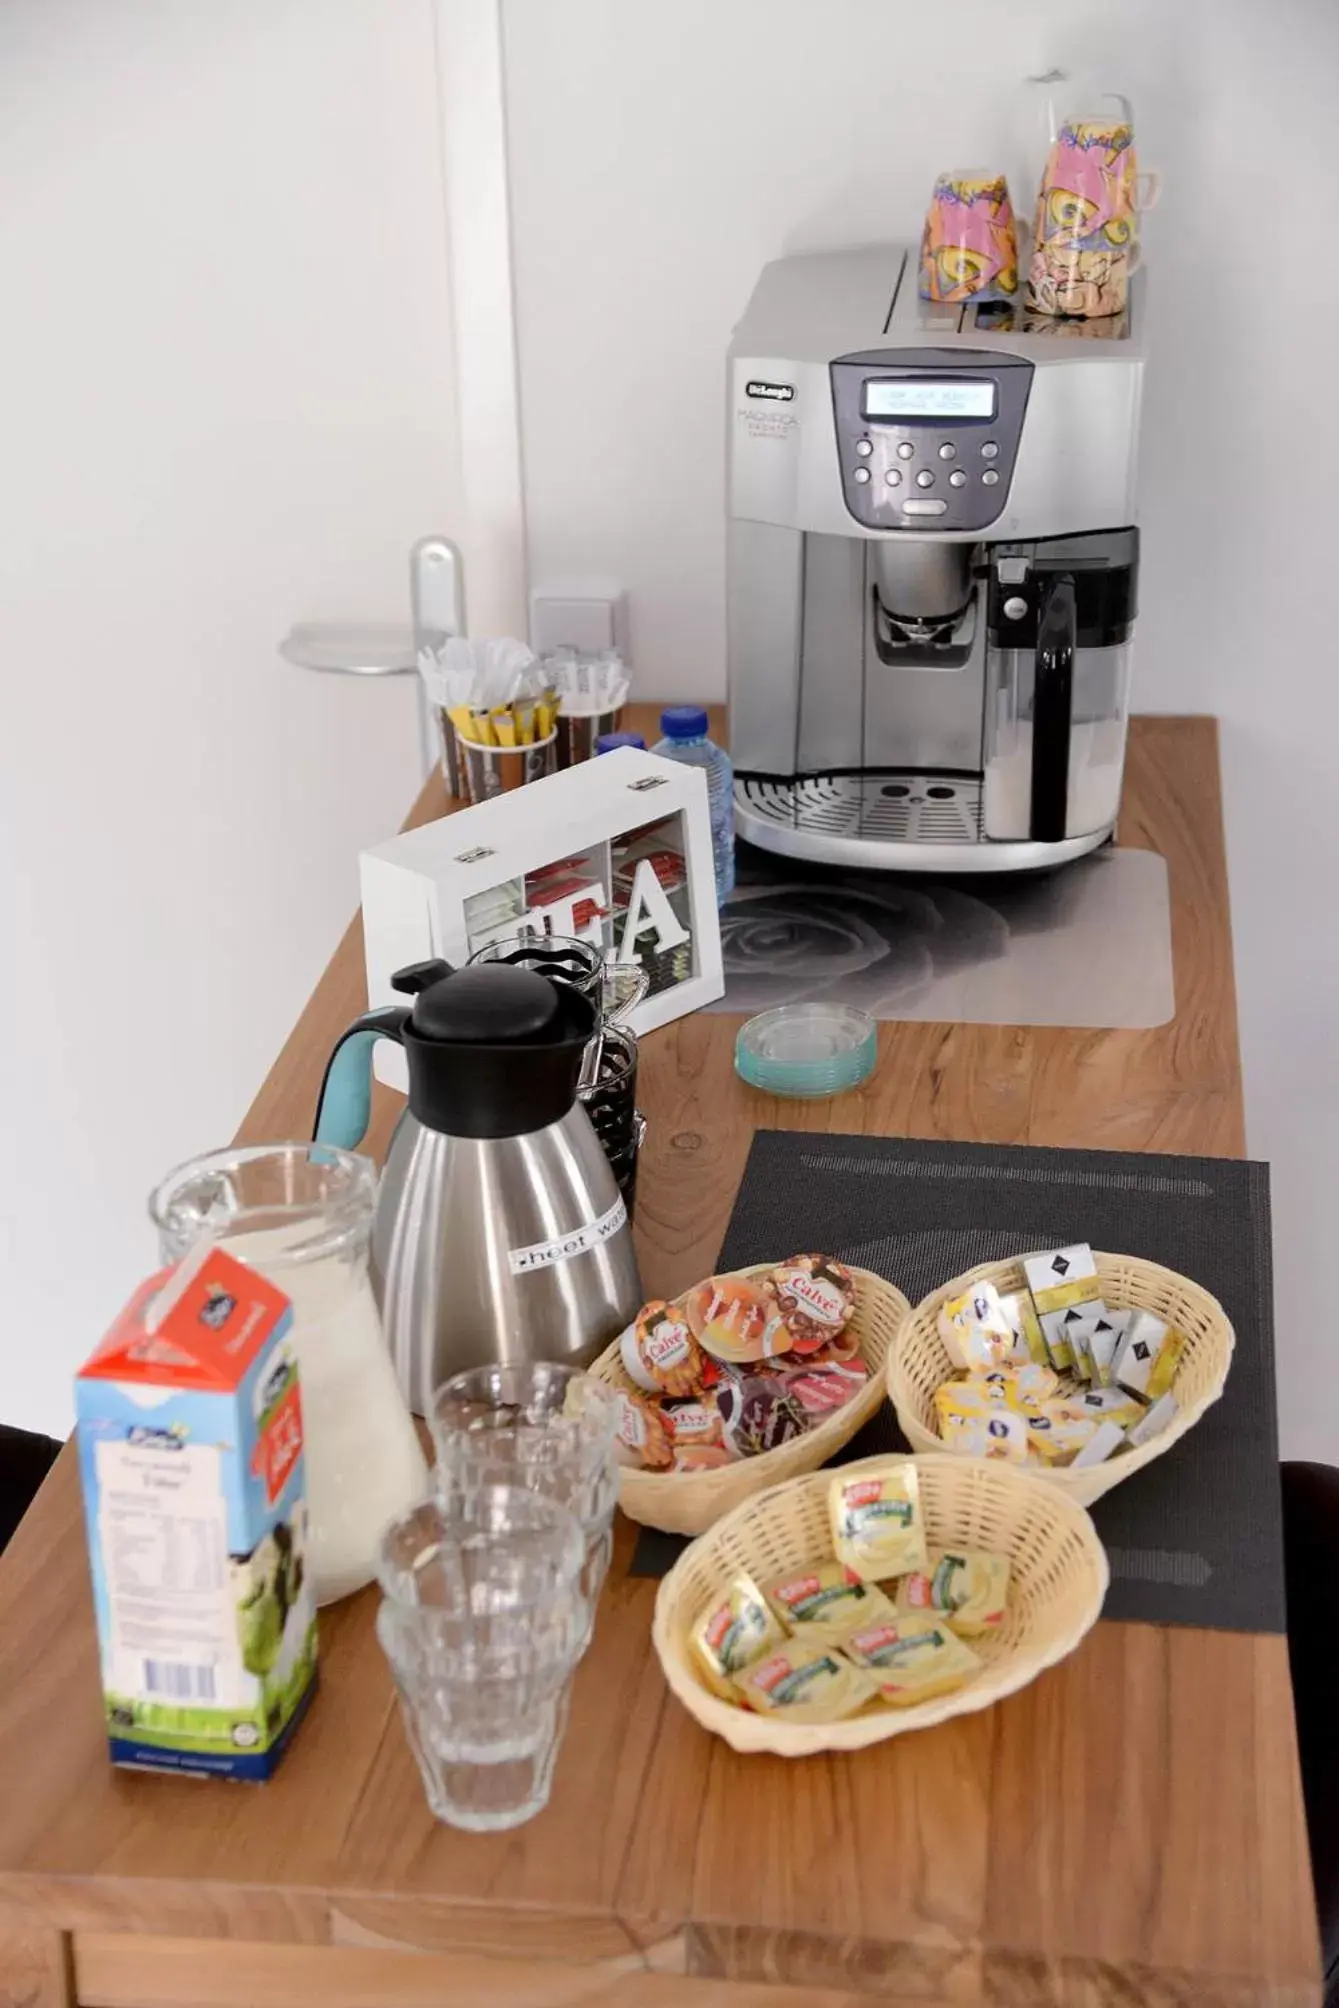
[410,964,561,1044]
[399,962,594,1139]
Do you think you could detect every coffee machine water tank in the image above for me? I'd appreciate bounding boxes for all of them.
[725,243,1145,873]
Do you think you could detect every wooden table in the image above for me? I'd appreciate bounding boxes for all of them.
[0,713,1320,2008]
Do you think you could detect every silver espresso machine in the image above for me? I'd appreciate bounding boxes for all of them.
[727,244,1146,871]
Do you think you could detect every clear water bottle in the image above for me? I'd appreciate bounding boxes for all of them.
[651,706,735,903]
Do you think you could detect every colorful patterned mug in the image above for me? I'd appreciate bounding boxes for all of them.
[919,171,1018,305]
[1028,116,1157,319]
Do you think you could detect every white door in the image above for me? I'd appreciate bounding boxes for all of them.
[0,0,467,1432]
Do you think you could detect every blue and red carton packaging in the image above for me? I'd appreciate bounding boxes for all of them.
[75,1246,317,1779]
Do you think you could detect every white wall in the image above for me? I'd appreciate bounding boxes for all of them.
[0,0,462,1435]
[502,0,1339,1459]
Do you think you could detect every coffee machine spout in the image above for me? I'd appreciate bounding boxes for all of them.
[872,539,975,627]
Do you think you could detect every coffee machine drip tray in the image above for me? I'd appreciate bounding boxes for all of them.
[735,773,1112,875]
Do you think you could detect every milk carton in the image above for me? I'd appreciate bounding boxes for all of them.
[75,1246,317,1779]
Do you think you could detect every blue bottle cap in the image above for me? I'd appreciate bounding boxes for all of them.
[594,731,647,754]
[659,705,709,740]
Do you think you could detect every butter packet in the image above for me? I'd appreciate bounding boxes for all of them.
[1024,1412,1098,1465]
[938,1284,1015,1374]
[898,1548,1011,1637]
[999,1289,1049,1367]
[1024,1244,1102,1318]
[843,1617,982,1708]
[1070,1418,1128,1469]
[690,1571,786,1700]
[1046,1385,1147,1429]
[765,1560,896,1644]
[940,1405,1029,1463]
[933,1378,1012,1435]
[1057,1307,1098,1383]
[1010,1362,1059,1411]
[1039,1310,1075,1373]
[733,1639,875,1722]
[1126,1390,1179,1448]
[1113,1310,1186,1402]
[829,1461,929,1582]
[1078,1309,1126,1387]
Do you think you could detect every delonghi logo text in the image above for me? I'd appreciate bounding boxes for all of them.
[745,380,795,402]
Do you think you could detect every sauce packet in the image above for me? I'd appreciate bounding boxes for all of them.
[766,1255,856,1354]
[843,1617,982,1707]
[685,1276,789,1365]
[781,1357,869,1417]
[613,1390,672,1469]
[715,1374,808,1458]
[765,1560,896,1644]
[733,1639,876,1722]
[673,1444,735,1472]
[662,1399,725,1452]
[898,1548,1011,1638]
[620,1301,705,1398]
[828,1462,929,1581]
[690,1571,785,1700]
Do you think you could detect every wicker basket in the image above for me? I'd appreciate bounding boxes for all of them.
[889,1252,1235,1508]
[589,1264,909,1537]
[653,1452,1108,1755]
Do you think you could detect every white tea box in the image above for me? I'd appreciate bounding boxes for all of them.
[360,747,724,1090]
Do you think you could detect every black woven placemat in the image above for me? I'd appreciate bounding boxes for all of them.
[629,1131,1282,1634]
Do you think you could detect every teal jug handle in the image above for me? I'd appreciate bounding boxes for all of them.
[313,1007,410,1149]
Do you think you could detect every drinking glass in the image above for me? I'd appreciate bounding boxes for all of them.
[429,1363,620,1646]
[150,1144,427,1606]
[377,1489,585,1832]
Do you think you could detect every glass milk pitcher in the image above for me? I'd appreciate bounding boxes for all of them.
[150,1144,427,1605]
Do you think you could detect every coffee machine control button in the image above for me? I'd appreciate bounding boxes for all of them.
[897,441,916,459]
[855,438,873,457]
[980,440,1000,459]
[949,470,968,488]
[915,469,935,488]
[981,468,1000,486]
[902,498,948,516]
[1002,595,1029,621]
[853,466,872,484]
[884,468,902,487]
[938,442,957,460]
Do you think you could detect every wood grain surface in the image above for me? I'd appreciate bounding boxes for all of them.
[0,712,1319,2008]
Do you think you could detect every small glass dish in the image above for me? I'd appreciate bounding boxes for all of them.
[734,1003,877,1100]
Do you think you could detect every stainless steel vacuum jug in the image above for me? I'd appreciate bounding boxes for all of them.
[314,958,643,1413]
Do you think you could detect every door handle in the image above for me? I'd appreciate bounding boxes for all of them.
[278,623,417,676]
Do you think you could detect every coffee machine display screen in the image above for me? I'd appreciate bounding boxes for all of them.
[862,378,997,421]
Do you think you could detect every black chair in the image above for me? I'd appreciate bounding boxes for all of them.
[1282,1461,1339,2005]
[0,1424,62,1556]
